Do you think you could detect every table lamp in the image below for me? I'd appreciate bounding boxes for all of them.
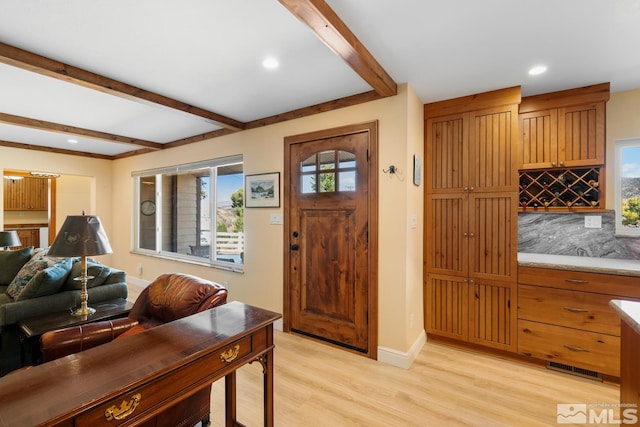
[47,213,112,316]
[0,231,21,250]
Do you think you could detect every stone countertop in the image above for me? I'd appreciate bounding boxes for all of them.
[518,252,640,277]
[610,299,640,335]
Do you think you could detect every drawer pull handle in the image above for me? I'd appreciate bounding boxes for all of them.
[220,344,240,363]
[563,307,589,313]
[564,344,590,353]
[105,393,141,421]
[565,279,589,285]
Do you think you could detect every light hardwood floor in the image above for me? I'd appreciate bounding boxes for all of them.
[209,331,619,426]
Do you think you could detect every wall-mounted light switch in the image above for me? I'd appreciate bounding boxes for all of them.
[584,215,602,229]
[270,213,283,225]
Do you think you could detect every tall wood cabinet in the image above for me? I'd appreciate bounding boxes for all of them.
[424,87,520,352]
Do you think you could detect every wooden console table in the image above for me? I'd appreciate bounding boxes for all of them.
[0,301,281,427]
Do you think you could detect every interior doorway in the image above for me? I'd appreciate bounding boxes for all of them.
[283,121,379,358]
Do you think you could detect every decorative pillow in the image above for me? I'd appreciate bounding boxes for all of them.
[16,258,73,301]
[62,260,111,290]
[5,249,62,299]
[0,247,33,285]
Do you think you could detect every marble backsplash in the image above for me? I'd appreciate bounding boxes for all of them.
[518,210,640,260]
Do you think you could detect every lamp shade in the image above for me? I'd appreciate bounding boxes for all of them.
[47,215,112,257]
[0,231,21,248]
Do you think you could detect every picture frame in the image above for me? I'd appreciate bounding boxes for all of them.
[413,154,421,186]
[245,172,280,208]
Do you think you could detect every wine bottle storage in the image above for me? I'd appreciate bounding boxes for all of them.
[519,167,601,210]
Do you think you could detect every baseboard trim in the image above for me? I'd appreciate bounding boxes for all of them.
[377,330,426,369]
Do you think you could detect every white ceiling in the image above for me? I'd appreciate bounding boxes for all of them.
[1,0,639,158]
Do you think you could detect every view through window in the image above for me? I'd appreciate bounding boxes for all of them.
[617,140,640,235]
[133,156,244,271]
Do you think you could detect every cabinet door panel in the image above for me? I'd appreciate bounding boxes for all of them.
[469,105,518,192]
[519,109,558,169]
[468,193,517,282]
[425,274,468,340]
[469,279,515,351]
[425,113,467,194]
[558,103,605,166]
[425,194,468,277]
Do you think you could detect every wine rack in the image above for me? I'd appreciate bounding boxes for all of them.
[519,167,602,210]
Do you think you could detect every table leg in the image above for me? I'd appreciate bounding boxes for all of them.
[264,349,274,427]
[225,371,237,427]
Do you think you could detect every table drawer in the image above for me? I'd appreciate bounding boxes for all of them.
[518,284,621,335]
[518,266,640,296]
[518,319,620,377]
[76,335,253,426]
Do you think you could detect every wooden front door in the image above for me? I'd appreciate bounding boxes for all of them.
[284,122,377,356]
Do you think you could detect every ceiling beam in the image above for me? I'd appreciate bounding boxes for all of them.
[279,0,397,97]
[0,112,163,150]
[0,139,114,160]
[0,42,245,131]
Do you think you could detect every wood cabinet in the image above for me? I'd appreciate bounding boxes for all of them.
[15,228,39,248]
[424,87,520,351]
[518,83,609,170]
[517,266,640,378]
[3,177,48,211]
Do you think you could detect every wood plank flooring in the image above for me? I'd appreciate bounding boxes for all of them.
[209,331,619,426]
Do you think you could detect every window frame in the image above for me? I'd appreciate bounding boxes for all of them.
[614,138,640,237]
[131,155,244,272]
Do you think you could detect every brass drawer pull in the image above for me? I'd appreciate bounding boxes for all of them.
[105,393,141,421]
[565,279,589,285]
[563,307,589,313]
[220,344,240,363]
[564,344,590,353]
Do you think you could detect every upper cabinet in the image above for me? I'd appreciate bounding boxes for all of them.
[3,177,48,211]
[518,83,609,170]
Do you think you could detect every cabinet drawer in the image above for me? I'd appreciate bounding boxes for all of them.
[518,284,621,335]
[518,319,620,377]
[75,335,252,426]
[518,266,640,297]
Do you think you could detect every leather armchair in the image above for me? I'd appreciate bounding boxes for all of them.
[40,273,228,427]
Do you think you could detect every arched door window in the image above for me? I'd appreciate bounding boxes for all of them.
[300,150,356,194]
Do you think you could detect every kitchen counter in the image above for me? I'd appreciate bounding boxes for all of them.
[610,299,640,335]
[518,252,640,277]
[3,223,48,229]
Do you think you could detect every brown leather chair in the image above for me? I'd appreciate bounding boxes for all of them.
[40,273,228,427]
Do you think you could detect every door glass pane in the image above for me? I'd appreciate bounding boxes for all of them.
[319,151,335,170]
[301,154,316,172]
[319,173,335,192]
[338,150,356,169]
[138,177,156,250]
[302,175,315,194]
[339,171,356,191]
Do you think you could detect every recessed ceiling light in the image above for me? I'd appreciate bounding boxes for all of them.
[528,65,547,76]
[67,138,79,144]
[262,57,279,70]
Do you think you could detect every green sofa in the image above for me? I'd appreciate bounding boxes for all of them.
[0,247,128,375]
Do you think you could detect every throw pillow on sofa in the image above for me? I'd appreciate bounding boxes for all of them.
[62,259,110,291]
[0,246,34,285]
[5,249,65,299]
[16,258,73,301]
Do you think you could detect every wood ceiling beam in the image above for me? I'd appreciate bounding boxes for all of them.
[0,42,245,131]
[279,0,397,97]
[0,139,114,160]
[0,112,163,150]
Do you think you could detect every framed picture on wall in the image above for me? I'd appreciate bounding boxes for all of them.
[245,172,280,208]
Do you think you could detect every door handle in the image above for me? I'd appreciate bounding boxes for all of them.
[290,244,300,251]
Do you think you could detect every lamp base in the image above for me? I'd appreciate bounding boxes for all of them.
[72,305,96,317]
